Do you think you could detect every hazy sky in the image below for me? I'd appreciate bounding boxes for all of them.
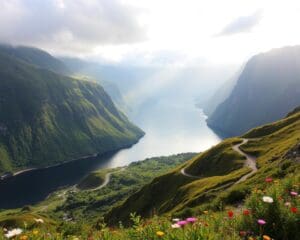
[1,0,300,65]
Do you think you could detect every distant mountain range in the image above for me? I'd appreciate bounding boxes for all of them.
[0,45,144,174]
[207,46,300,136]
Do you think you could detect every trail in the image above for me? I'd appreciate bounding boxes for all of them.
[180,138,257,185]
[89,168,126,191]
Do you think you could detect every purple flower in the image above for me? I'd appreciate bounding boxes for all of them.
[186,217,197,223]
[290,191,298,196]
[258,219,266,225]
[177,220,188,226]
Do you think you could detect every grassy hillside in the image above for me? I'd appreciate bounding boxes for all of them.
[0,153,196,229]
[0,160,298,239]
[208,46,300,136]
[0,44,70,75]
[51,153,196,221]
[106,108,300,225]
[0,52,144,174]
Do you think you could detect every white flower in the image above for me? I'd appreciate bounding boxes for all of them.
[172,218,180,222]
[285,202,291,207]
[171,223,181,228]
[4,228,23,238]
[34,218,44,223]
[262,196,274,203]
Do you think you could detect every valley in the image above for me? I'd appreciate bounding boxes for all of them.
[0,3,300,238]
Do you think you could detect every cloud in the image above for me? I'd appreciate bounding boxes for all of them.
[217,11,262,36]
[0,0,146,55]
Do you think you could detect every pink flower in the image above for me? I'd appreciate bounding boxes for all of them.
[258,219,266,225]
[177,220,188,226]
[171,223,181,228]
[285,202,291,207]
[186,217,197,223]
[290,191,298,196]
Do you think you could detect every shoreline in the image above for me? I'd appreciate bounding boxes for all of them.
[1,135,145,180]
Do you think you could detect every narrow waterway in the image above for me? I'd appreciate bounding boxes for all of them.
[0,99,221,209]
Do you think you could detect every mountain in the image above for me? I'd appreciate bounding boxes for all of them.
[207,46,300,136]
[0,44,70,75]
[60,57,131,114]
[200,67,242,117]
[105,106,300,225]
[0,51,144,174]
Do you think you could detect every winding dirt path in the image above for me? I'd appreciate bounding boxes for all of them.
[232,138,257,184]
[180,138,257,184]
[89,168,126,191]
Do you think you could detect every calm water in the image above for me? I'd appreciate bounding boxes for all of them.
[0,99,221,209]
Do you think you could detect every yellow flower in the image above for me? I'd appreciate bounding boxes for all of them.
[156,231,165,237]
[203,211,209,214]
[33,230,39,235]
[263,235,272,240]
[20,235,28,240]
[248,237,254,240]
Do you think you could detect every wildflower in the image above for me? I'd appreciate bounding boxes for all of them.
[4,228,23,238]
[172,218,180,222]
[156,231,165,237]
[240,231,247,237]
[227,210,234,218]
[33,230,39,235]
[285,202,291,207]
[290,207,298,213]
[186,217,197,223]
[265,177,273,183]
[263,235,271,240]
[262,196,274,203]
[177,220,188,226]
[258,219,266,225]
[290,191,298,196]
[171,223,181,228]
[34,218,44,223]
[203,210,209,214]
[20,235,28,240]
[243,209,250,216]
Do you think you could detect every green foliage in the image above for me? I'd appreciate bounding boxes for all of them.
[0,175,298,239]
[53,153,196,222]
[0,51,143,174]
[106,109,300,225]
[185,138,244,176]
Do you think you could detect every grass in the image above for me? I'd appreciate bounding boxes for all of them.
[0,51,144,174]
[76,168,117,190]
[0,153,196,225]
[106,110,300,225]
[0,172,298,239]
[185,138,245,176]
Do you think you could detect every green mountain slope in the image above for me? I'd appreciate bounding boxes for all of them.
[0,53,144,174]
[60,57,131,114]
[207,46,300,136]
[105,107,300,225]
[0,44,70,75]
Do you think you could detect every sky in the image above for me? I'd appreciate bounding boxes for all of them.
[1,0,300,66]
